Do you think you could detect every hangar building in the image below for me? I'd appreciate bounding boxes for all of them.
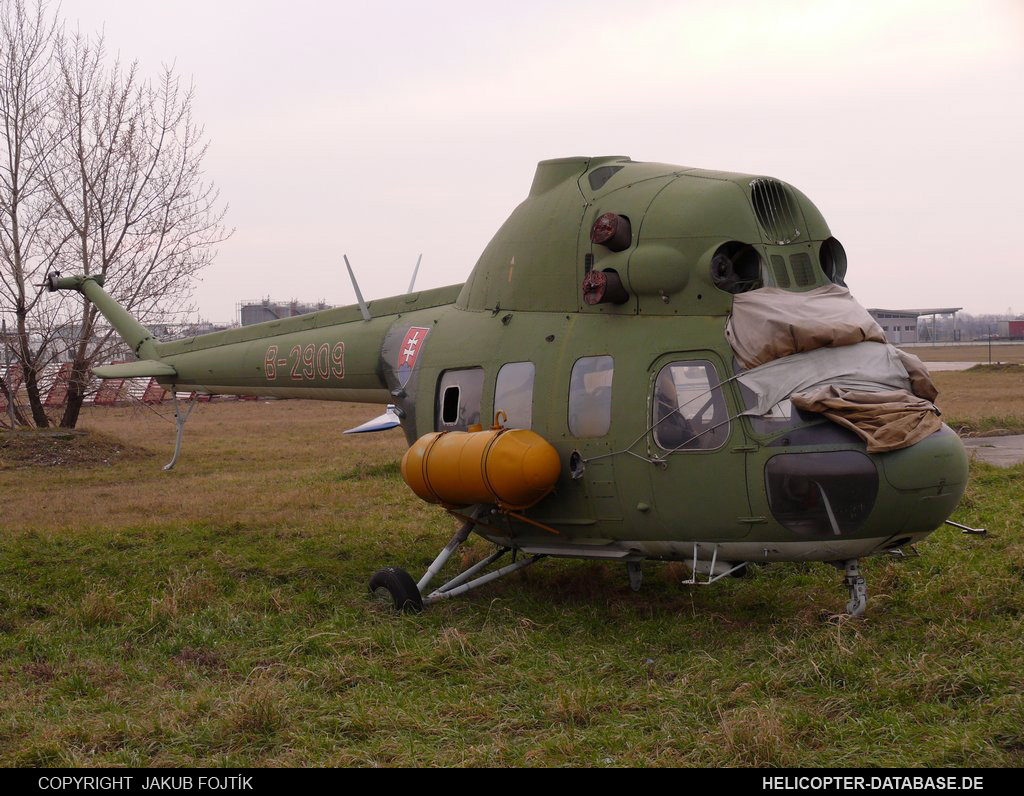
[867,307,962,344]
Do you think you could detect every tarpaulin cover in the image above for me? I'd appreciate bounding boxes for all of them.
[726,284,886,369]
[790,386,943,453]
[728,301,942,452]
[735,342,912,416]
[893,347,938,402]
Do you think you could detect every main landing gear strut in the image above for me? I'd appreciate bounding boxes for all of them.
[368,516,544,612]
[842,558,867,617]
[163,392,198,471]
[367,523,872,617]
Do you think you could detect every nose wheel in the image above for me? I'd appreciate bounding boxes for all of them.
[842,559,867,617]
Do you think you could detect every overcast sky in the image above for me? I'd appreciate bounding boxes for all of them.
[60,0,1024,320]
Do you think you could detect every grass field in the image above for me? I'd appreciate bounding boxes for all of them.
[1,400,1023,767]
[933,366,1024,434]
[908,343,1024,365]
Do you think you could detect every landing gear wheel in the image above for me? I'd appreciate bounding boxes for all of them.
[368,567,423,613]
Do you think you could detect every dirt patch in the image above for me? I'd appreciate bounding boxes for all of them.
[172,647,225,669]
[21,662,57,682]
[955,427,1024,438]
[0,429,144,470]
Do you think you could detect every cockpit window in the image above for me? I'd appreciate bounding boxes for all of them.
[568,356,613,437]
[653,361,729,451]
[735,377,828,438]
[732,357,853,442]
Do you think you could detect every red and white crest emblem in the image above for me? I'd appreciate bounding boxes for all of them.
[397,326,430,386]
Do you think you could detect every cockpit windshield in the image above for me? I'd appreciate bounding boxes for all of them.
[736,384,826,437]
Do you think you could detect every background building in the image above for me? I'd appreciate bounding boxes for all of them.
[867,307,963,344]
[237,299,335,327]
[996,320,1024,340]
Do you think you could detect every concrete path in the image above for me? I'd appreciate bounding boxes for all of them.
[961,434,1024,467]
[926,361,981,371]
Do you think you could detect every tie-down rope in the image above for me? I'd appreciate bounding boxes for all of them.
[581,370,752,465]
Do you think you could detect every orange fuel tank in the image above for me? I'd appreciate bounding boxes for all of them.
[401,425,561,511]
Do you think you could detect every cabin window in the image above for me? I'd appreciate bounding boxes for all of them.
[494,361,535,429]
[653,360,729,451]
[441,386,460,425]
[436,368,484,431]
[568,356,613,438]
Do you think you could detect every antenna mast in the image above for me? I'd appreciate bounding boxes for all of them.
[343,254,372,321]
[407,254,423,294]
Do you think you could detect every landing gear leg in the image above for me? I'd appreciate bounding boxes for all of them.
[416,519,475,595]
[627,562,643,592]
[369,510,551,611]
[843,559,867,617]
[368,520,474,614]
[163,392,198,471]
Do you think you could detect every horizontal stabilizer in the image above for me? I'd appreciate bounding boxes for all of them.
[92,360,177,379]
[343,405,402,434]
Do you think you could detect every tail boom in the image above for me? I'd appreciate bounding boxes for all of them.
[47,273,461,404]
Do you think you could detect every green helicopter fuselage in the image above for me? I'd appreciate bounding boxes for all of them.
[50,156,968,566]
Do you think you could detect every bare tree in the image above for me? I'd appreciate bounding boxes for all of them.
[0,0,65,428]
[44,30,230,427]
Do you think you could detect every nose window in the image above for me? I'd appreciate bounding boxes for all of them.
[765,451,878,536]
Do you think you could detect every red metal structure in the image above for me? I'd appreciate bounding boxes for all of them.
[43,363,73,407]
[94,378,126,406]
[0,364,24,411]
[141,378,168,404]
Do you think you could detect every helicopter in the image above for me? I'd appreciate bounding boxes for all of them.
[45,155,971,617]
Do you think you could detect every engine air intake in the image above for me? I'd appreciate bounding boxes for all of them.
[750,178,802,245]
[790,252,815,287]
